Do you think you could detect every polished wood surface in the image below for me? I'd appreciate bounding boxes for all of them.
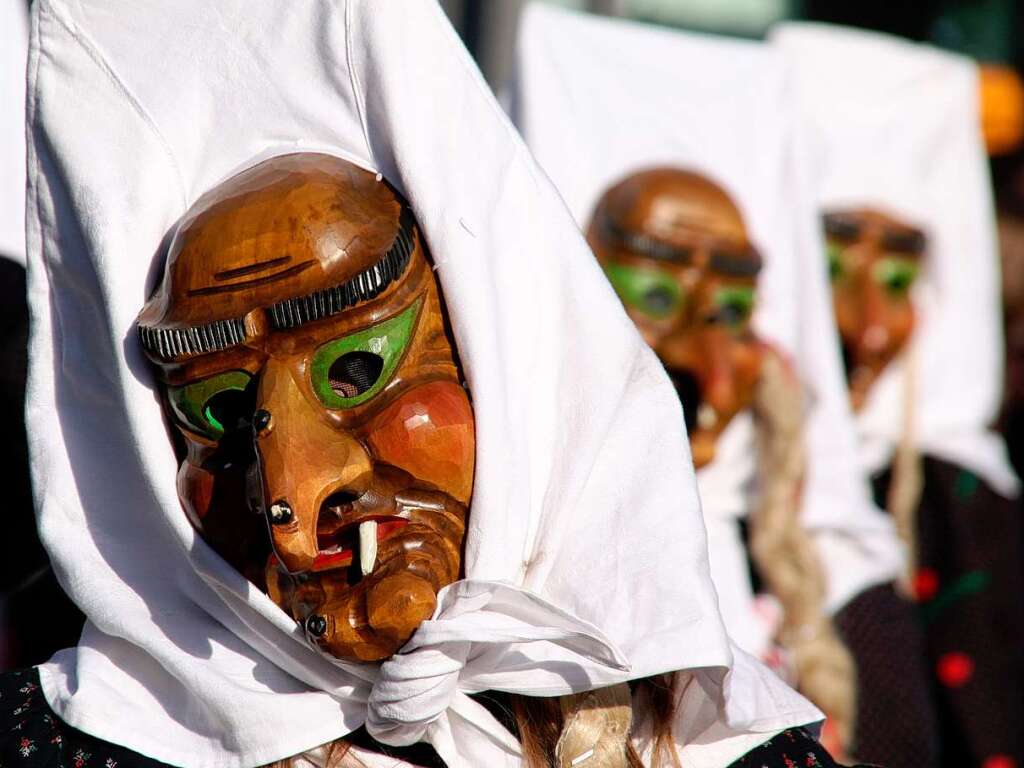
[139,154,402,330]
[140,153,474,662]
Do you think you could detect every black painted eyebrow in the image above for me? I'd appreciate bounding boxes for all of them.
[138,206,417,362]
[709,248,762,277]
[603,214,760,275]
[823,214,862,240]
[881,228,926,254]
[601,215,693,263]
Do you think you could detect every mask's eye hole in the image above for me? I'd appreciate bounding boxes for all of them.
[641,286,677,315]
[168,370,254,441]
[329,351,385,398]
[603,262,683,319]
[311,298,421,409]
[709,286,755,330]
[873,256,919,296]
[204,388,254,434]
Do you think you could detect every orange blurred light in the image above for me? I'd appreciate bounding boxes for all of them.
[980,64,1024,156]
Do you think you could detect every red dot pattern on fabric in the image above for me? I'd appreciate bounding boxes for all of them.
[913,568,939,601]
[936,652,975,687]
[982,756,1017,768]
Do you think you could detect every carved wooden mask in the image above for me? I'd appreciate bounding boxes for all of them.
[138,153,474,662]
[587,168,763,468]
[823,209,924,411]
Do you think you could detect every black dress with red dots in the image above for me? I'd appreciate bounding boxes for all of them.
[833,581,940,768]
[1,667,871,768]
[872,456,1024,768]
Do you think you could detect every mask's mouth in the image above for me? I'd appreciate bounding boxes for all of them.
[263,486,413,577]
[264,477,468,661]
[841,340,885,410]
[840,342,860,383]
[312,516,409,574]
[667,367,701,435]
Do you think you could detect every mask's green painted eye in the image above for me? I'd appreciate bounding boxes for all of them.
[873,256,919,296]
[826,241,845,281]
[311,298,421,409]
[603,262,683,319]
[711,285,755,329]
[168,370,254,440]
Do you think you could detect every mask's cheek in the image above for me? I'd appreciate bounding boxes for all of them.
[177,446,271,587]
[365,380,475,505]
[178,460,214,530]
[887,303,916,352]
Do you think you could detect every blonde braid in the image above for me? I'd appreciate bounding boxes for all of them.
[888,351,923,595]
[554,684,635,768]
[748,349,858,753]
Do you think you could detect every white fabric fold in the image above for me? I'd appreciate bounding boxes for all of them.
[513,3,902,630]
[24,0,805,765]
[772,22,1021,499]
[366,580,630,757]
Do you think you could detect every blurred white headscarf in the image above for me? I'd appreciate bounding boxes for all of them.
[772,22,1020,498]
[513,4,902,657]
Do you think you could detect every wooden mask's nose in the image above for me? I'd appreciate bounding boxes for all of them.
[254,358,372,573]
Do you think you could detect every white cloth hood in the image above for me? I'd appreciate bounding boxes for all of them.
[513,4,902,641]
[0,0,29,264]
[772,22,1020,498]
[26,1,815,766]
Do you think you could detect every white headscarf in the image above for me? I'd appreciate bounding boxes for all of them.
[0,0,28,264]
[513,4,903,655]
[772,22,1020,499]
[26,1,817,766]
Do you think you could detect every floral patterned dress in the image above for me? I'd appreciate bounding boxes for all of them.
[0,668,169,767]
[1,668,869,767]
[732,728,878,768]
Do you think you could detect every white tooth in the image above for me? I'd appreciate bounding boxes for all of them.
[359,520,378,576]
[697,403,718,431]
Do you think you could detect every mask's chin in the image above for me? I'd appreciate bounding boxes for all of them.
[264,475,467,662]
[668,367,700,434]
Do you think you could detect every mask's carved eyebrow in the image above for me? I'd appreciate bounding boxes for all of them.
[881,228,926,255]
[601,215,693,263]
[709,248,762,277]
[823,213,862,240]
[138,206,417,362]
[602,214,760,275]
[139,316,248,362]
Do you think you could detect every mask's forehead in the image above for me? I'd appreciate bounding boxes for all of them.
[607,169,752,247]
[139,153,403,331]
[594,169,762,278]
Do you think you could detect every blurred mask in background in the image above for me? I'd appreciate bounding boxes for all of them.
[587,168,763,467]
[823,209,925,410]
